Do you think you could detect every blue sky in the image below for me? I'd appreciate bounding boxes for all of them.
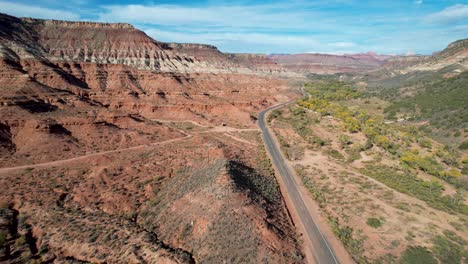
[0,0,467,54]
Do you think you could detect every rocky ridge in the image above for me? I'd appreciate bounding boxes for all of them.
[376,39,468,75]
[1,14,291,76]
[269,52,388,74]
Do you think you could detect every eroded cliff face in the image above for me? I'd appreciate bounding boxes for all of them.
[0,13,296,127]
[1,15,289,76]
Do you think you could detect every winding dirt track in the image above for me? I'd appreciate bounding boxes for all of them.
[0,133,192,174]
[0,121,258,174]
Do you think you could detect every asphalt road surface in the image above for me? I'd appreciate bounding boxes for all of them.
[258,101,339,264]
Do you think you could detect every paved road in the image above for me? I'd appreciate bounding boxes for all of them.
[258,100,339,264]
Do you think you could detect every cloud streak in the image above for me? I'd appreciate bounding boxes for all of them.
[144,28,325,52]
[97,3,322,31]
[426,4,468,23]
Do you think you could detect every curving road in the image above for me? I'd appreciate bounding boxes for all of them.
[258,100,339,264]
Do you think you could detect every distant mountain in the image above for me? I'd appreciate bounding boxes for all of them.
[379,39,468,74]
[268,52,390,74]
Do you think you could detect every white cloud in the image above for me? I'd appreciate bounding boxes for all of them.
[145,28,321,47]
[414,0,423,5]
[306,50,357,55]
[452,24,468,32]
[0,1,80,20]
[328,42,356,48]
[97,3,322,31]
[426,4,468,23]
[145,28,372,54]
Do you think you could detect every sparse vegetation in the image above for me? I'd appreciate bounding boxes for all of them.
[324,149,345,161]
[400,246,437,264]
[15,235,27,246]
[459,141,468,150]
[432,232,467,264]
[366,217,383,228]
[0,230,7,247]
[382,72,468,145]
[362,165,468,214]
[328,216,367,263]
[296,165,327,208]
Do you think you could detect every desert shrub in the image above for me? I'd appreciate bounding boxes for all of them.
[180,223,193,239]
[400,246,437,264]
[297,167,326,207]
[432,234,465,264]
[338,134,353,148]
[462,159,468,175]
[418,138,432,149]
[374,254,397,264]
[374,135,391,149]
[345,147,361,163]
[88,231,99,243]
[436,147,460,166]
[366,218,383,228]
[325,149,345,160]
[443,169,462,179]
[286,107,330,148]
[0,231,7,246]
[459,141,468,150]
[15,235,27,246]
[268,109,282,122]
[400,151,443,176]
[311,135,330,147]
[0,201,9,209]
[328,217,367,262]
[442,230,466,246]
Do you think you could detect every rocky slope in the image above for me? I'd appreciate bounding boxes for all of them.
[371,39,468,77]
[0,13,303,263]
[405,38,468,72]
